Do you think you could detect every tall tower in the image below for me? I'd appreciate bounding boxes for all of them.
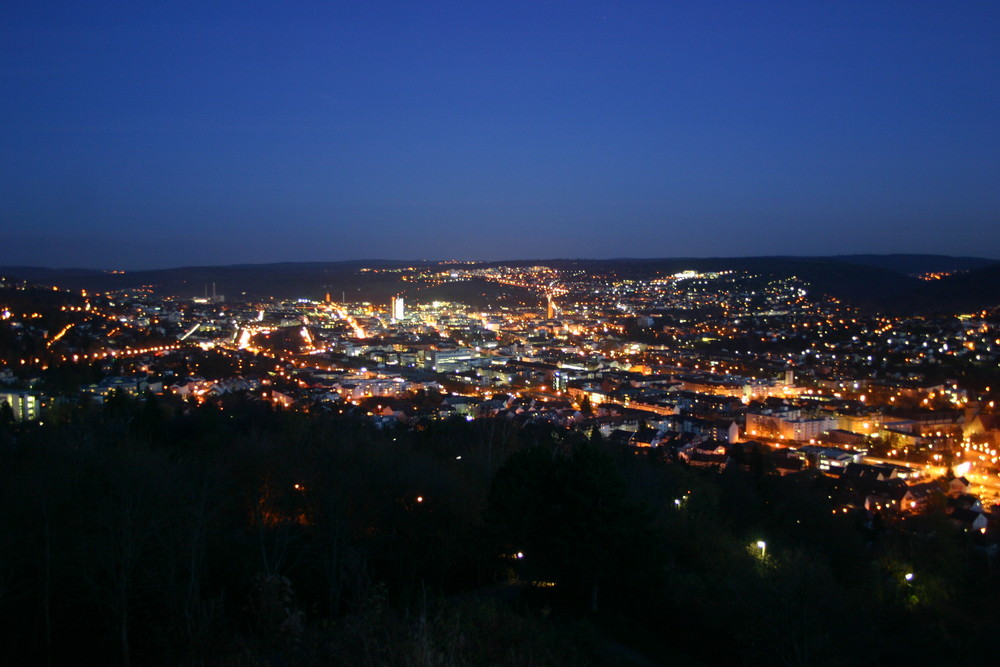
[390,295,405,322]
[546,295,556,320]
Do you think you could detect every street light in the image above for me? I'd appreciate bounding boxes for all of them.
[904,572,914,582]
[756,541,766,558]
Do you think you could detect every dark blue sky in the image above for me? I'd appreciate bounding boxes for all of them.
[2,1,998,269]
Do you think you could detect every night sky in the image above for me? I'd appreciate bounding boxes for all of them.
[2,2,998,269]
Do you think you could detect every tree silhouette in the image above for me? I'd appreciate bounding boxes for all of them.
[485,440,645,611]
[0,400,14,425]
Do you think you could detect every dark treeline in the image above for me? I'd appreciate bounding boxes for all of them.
[0,396,997,666]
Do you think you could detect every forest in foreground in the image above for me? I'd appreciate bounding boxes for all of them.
[0,394,997,666]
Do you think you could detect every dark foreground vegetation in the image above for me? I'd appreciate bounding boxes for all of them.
[0,396,997,666]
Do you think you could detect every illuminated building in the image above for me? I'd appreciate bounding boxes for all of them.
[390,295,405,322]
[0,390,41,421]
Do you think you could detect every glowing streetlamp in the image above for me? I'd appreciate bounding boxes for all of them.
[756,541,767,558]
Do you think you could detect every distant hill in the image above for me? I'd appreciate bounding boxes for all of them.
[3,255,999,314]
[533,256,923,307]
[828,254,997,275]
[517,255,1000,313]
[886,262,1000,314]
[0,260,435,302]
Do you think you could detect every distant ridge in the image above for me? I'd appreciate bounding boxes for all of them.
[887,263,1000,313]
[3,255,999,314]
[828,254,997,275]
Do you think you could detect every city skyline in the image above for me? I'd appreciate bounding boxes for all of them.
[3,1,999,268]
